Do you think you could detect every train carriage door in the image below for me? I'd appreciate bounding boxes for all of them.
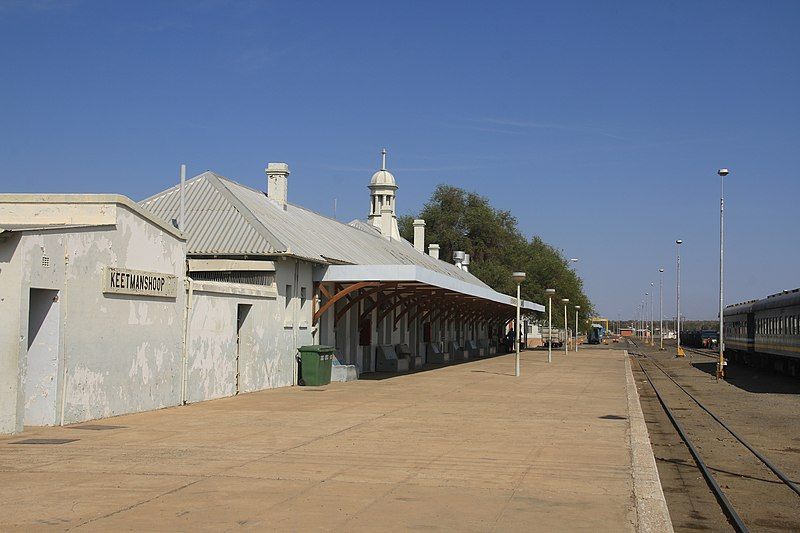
[24,289,61,426]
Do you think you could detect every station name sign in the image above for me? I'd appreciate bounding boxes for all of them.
[104,267,177,298]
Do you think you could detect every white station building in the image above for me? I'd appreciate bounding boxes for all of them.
[0,151,542,434]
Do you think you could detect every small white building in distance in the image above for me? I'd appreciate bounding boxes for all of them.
[0,150,542,434]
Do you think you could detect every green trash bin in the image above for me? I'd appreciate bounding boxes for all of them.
[298,345,334,386]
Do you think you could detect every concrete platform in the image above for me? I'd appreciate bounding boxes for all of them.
[0,348,669,531]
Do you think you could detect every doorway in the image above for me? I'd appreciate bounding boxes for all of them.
[236,304,252,394]
[25,289,61,426]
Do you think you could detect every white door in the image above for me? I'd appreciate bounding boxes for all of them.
[25,289,61,426]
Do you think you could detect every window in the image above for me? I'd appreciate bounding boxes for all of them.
[285,284,292,310]
[299,287,308,329]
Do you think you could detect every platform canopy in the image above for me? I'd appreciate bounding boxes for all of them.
[312,264,543,329]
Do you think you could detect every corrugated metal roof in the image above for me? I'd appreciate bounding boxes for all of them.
[140,172,491,289]
[140,173,277,255]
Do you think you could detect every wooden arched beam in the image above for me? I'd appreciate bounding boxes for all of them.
[360,288,400,324]
[313,281,379,324]
[334,284,393,325]
[442,298,471,326]
[377,292,420,326]
[375,293,403,325]
[393,297,421,327]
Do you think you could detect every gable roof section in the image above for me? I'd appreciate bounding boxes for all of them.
[140,172,491,289]
[140,172,280,255]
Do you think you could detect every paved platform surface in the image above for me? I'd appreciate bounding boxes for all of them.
[1,348,652,531]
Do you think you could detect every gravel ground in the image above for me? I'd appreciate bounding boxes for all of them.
[627,338,800,532]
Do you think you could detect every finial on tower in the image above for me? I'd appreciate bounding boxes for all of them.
[381,148,387,171]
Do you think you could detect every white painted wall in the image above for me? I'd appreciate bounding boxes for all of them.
[0,204,186,433]
[186,288,293,403]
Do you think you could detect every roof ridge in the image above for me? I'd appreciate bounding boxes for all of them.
[208,175,288,253]
[139,171,217,204]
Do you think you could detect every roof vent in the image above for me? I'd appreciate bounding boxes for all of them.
[453,251,465,269]
[462,253,470,273]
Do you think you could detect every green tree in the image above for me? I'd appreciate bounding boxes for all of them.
[400,185,593,329]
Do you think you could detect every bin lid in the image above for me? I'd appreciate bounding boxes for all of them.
[298,345,334,353]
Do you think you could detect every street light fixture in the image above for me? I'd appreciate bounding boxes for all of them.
[562,298,570,357]
[512,271,526,377]
[676,239,684,357]
[545,289,555,363]
[717,168,729,379]
[574,305,581,352]
[659,268,664,350]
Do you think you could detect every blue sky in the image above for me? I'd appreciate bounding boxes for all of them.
[2,0,799,320]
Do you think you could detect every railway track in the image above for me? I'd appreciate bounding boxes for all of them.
[627,338,800,532]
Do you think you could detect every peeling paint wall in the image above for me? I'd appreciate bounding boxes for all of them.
[186,288,292,403]
[0,233,23,433]
[1,204,186,432]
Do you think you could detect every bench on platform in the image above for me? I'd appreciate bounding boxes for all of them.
[465,339,480,358]
[426,342,449,364]
[449,341,469,361]
[477,338,492,357]
[396,343,422,370]
[376,344,409,372]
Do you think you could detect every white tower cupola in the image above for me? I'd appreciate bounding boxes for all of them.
[368,148,400,239]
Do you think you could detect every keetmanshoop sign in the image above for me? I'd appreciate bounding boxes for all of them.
[103,267,177,298]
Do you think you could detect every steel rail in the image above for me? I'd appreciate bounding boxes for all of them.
[634,356,749,532]
[639,352,800,498]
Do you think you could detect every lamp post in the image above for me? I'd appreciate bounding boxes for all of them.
[574,305,581,352]
[676,239,683,357]
[562,298,570,356]
[650,283,654,346]
[546,289,555,363]
[512,272,526,377]
[717,168,729,379]
[644,294,649,343]
[659,268,664,350]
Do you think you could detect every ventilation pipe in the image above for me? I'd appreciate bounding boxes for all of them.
[429,243,440,259]
[413,219,426,252]
[462,253,470,273]
[266,162,290,209]
[453,250,466,270]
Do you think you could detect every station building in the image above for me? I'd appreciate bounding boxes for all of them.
[0,152,542,434]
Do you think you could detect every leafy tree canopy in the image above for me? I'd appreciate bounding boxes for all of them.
[399,185,593,329]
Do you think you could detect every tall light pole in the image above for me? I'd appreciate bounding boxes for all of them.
[644,294,649,343]
[512,272,526,377]
[574,305,581,352]
[562,298,570,356]
[676,239,683,357]
[650,283,654,346]
[717,168,729,379]
[546,289,555,363]
[659,268,664,350]
[640,300,644,339]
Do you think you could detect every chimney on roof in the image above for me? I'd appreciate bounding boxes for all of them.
[266,162,290,208]
[462,253,470,272]
[453,250,465,270]
[380,207,393,239]
[428,243,440,259]
[413,219,425,252]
